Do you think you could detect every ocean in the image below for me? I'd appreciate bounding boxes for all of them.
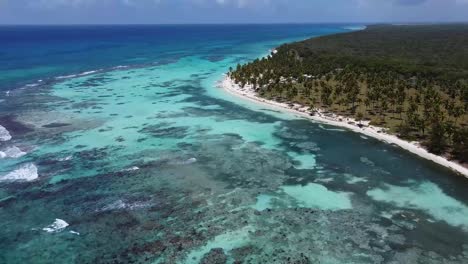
[0,24,467,263]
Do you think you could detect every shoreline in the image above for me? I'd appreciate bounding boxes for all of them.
[218,75,468,179]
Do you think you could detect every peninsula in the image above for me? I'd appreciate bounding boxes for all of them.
[223,24,468,177]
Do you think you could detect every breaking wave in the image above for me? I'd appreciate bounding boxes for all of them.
[169,157,197,165]
[55,69,102,80]
[121,166,139,172]
[0,163,38,182]
[0,125,12,142]
[43,219,69,233]
[0,146,27,159]
[57,155,73,162]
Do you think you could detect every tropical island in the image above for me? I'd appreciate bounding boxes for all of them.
[223,24,468,176]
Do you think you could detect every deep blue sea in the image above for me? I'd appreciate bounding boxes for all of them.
[0,24,467,264]
[0,24,346,89]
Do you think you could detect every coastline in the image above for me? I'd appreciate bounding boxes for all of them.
[218,75,468,179]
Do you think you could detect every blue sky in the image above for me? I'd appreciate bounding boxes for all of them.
[0,0,467,24]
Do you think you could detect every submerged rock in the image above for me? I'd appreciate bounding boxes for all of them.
[0,115,33,136]
[139,122,189,139]
[200,248,227,264]
[292,141,320,152]
[42,122,71,128]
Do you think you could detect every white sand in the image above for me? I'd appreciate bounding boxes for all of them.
[219,75,468,178]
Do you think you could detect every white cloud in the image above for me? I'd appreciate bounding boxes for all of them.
[30,0,92,8]
[28,0,140,9]
[223,0,273,8]
[25,0,275,10]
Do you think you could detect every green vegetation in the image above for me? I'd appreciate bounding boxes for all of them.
[230,24,468,163]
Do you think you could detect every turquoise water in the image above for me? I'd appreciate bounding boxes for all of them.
[0,25,467,263]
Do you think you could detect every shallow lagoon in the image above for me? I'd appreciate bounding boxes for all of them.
[0,25,467,263]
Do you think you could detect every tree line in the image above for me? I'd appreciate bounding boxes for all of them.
[230,25,468,163]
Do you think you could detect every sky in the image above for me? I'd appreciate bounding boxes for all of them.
[0,0,467,24]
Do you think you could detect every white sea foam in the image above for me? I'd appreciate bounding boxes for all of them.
[80,70,99,75]
[25,83,40,88]
[0,125,12,141]
[55,74,78,80]
[122,166,139,172]
[100,199,149,212]
[58,156,73,162]
[183,157,197,164]
[0,146,27,159]
[55,69,101,80]
[101,200,127,211]
[43,219,69,233]
[0,163,38,182]
[170,157,197,165]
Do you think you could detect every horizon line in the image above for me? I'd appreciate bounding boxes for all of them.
[1,21,468,27]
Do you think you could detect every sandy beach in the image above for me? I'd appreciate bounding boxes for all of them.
[219,75,468,178]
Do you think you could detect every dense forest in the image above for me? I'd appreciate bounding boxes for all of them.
[230,24,468,163]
